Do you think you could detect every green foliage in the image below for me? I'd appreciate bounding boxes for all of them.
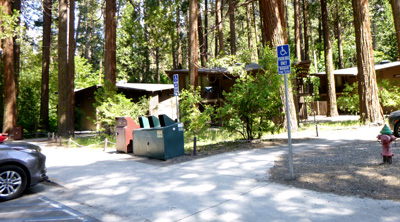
[337,83,359,114]
[217,47,283,140]
[378,79,400,112]
[0,7,24,40]
[93,81,149,131]
[75,56,100,89]
[179,86,214,139]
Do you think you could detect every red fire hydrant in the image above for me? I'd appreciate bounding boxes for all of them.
[377,125,396,164]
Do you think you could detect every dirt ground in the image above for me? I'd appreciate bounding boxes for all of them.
[268,140,400,202]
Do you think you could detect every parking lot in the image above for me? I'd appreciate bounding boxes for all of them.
[0,180,97,222]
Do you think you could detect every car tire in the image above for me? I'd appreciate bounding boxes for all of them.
[0,165,28,201]
[395,123,400,138]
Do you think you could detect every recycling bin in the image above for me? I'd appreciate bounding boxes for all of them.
[115,117,140,153]
[133,115,184,160]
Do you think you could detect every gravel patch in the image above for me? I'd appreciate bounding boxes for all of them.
[268,140,400,201]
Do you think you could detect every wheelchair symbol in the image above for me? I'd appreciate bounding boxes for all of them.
[279,46,288,56]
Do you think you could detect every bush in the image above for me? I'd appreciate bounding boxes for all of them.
[93,81,149,131]
[179,86,214,140]
[217,47,283,140]
[337,83,359,114]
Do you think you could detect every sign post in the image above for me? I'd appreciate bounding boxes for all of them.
[277,44,294,180]
[173,74,180,122]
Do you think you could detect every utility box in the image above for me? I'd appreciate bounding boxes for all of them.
[133,115,184,160]
[116,117,140,153]
[13,126,23,140]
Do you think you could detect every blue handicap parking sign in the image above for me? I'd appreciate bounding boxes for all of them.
[277,45,291,75]
[173,74,179,96]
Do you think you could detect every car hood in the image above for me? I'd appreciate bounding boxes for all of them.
[0,141,41,152]
[390,110,400,117]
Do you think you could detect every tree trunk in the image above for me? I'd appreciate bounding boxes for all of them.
[259,0,297,131]
[58,0,69,136]
[321,0,338,117]
[177,4,183,69]
[252,2,260,59]
[156,47,160,83]
[68,0,75,133]
[246,3,255,62]
[198,7,205,67]
[40,0,52,131]
[104,0,116,85]
[2,0,16,134]
[216,0,224,54]
[390,0,400,59]
[352,0,383,123]
[302,0,309,61]
[229,0,236,55]
[13,0,20,100]
[337,20,344,69]
[189,0,199,88]
[294,0,301,61]
[205,0,209,61]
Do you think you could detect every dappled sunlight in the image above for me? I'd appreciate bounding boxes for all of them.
[357,169,400,187]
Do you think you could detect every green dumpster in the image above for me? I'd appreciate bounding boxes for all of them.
[133,115,184,160]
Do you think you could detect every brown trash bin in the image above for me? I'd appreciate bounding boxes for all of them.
[13,126,23,140]
[115,117,140,153]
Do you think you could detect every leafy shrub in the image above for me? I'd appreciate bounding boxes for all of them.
[337,83,359,114]
[93,81,149,131]
[179,86,214,140]
[217,47,283,140]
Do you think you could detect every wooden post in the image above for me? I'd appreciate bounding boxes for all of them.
[59,136,62,146]
[193,136,197,156]
[68,137,71,147]
[104,138,108,151]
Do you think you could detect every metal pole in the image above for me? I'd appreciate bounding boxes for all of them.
[284,74,295,180]
[176,95,180,122]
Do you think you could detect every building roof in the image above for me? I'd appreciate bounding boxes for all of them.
[116,82,174,92]
[75,82,174,93]
[314,61,400,76]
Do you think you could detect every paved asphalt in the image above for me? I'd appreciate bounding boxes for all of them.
[5,120,400,222]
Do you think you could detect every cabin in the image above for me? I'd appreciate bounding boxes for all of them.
[74,82,176,131]
[313,61,400,114]
[165,61,313,121]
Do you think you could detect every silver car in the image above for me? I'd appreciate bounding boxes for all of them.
[0,141,47,201]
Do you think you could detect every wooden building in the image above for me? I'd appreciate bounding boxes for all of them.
[313,61,400,114]
[75,82,176,131]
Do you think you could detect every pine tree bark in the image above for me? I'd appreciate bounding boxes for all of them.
[189,0,199,88]
[105,0,116,85]
[390,0,400,59]
[68,0,75,132]
[321,0,338,117]
[2,0,17,134]
[252,2,260,59]
[216,0,224,54]
[229,0,236,55]
[198,7,205,67]
[302,0,309,61]
[352,0,383,123]
[40,0,52,131]
[177,4,183,69]
[58,0,69,136]
[205,0,209,61]
[294,0,301,61]
[259,0,298,131]
[246,3,255,62]
[337,20,344,69]
[13,0,20,99]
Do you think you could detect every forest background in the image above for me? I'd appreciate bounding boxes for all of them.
[0,0,398,138]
